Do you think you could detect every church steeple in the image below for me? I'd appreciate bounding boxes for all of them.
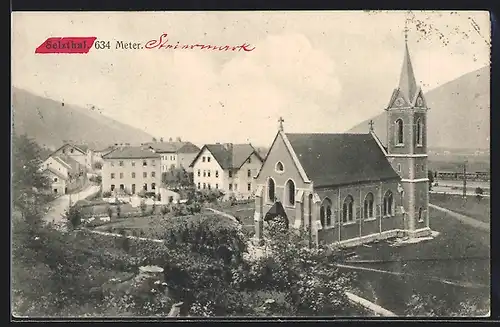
[398,42,418,104]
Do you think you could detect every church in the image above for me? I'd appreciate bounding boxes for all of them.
[252,39,431,247]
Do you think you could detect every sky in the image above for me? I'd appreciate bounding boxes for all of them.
[12,11,490,146]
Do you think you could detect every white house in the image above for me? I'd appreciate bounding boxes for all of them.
[190,143,264,200]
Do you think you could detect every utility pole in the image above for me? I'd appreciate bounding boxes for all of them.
[463,160,467,199]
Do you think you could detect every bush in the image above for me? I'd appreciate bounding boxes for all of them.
[66,205,83,229]
[140,200,147,216]
[106,206,113,218]
[161,206,170,216]
[475,187,484,201]
[102,191,112,198]
[116,204,122,218]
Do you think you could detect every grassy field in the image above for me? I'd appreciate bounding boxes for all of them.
[344,206,490,316]
[429,193,490,223]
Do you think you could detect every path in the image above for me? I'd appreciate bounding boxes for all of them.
[429,204,490,231]
[43,184,101,226]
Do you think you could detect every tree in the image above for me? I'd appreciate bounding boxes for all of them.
[428,170,435,191]
[140,200,147,216]
[66,205,83,229]
[475,187,484,201]
[12,134,52,225]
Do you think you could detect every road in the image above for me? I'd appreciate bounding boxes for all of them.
[428,203,490,231]
[43,184,101,226]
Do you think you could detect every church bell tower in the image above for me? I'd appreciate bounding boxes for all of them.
[385,28,430,235]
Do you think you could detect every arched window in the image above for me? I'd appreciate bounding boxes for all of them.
[285,179,295,206]
[364,193,374,219]
[268,178,275,202]
[418,207,424,222]
[320,206,325,228]
[383,190,394,216]
[321,198,333,227]
[275,161,284,173]
[342,195,354,223]
[416,118,423,146]
[395,119,404,145]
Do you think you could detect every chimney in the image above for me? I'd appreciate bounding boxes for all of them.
[176,137,182,142]
[224,143,233,152]
[169,137,173,142]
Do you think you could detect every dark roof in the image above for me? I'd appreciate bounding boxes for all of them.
[74,144,89,152]
[190,144,262,169]
[285,133,400,188]
[103,146,160,159]
[145,141,200,154]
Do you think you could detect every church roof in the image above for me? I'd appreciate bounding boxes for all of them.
[190,143,262,169]
[285,133,400,188]
[397,43,419,103]
[103,146,160,159]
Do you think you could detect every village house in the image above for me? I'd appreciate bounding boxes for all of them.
[190,143,264,199]
[40,154,87,195]
[102,145,161,196]
[144,138,200,173]
[91,145,117,166]
[253,40,431,247]
[50,142,94,171]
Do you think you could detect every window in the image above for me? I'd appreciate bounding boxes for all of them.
[418,207,424,222]
[208,170,211,177]
[132,172,136,178]
[364,193,374,219]
[247,183,251,191]
[111,173,115,179]
[416,118,423,146]
[268,178,275,202]
[197,182,201,189]
[229,171,233,178]
[275,161,284,173]
[152,172,156,178]
[208,184,211,190]
[285,179,295,206]
[173,155,176,161]
[235,184,238,191]
[202,156,206,162]
[198,169,201,177]
[422,165,425,172]
[119,172,123,179]
[54,177,58,182]
[397,164,401,173]
[152,160,156,166]
[320,198,333,227]
[342,195,354,223]
[248,157,252,164]
[143,160,147,166]
[151,183,156,190]
[62,149,66,154]
[143,183,148,191]
[203,183,206,189]
[131,184,136,194]
[247,169,251,178]
[203,170,206,177]
[215,170,219,178]
[111,184,115,191]
[143,172,147,178]
[119,161,124,166]
[207,157,211,162]
[170,164,175,170]
[383,190,394,216]
[216,183,219,189]
[395,119,404,145]
[229,183,233,190]
[70,149,74,153]
[132,161,136,167]
[120,184,124,191]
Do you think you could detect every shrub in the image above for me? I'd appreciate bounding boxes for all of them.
[161,206,170,216]
[66,205,83,229]
[102,191,112,198]
[106,206,113,218]
[475,187,484,201]
[116,204,122,218]
[140,200,147,216]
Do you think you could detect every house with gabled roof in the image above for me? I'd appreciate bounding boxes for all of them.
[253,39,431,247]
[50,142,93,170]
[189,143,263,199]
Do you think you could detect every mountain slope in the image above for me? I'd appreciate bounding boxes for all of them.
[348,66,490,150]
[12,87,154,150]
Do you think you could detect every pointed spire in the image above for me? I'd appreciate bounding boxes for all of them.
[398,34,418,104]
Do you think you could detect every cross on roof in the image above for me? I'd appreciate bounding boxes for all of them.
[369,119,374,132]
[278,117,285,131]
